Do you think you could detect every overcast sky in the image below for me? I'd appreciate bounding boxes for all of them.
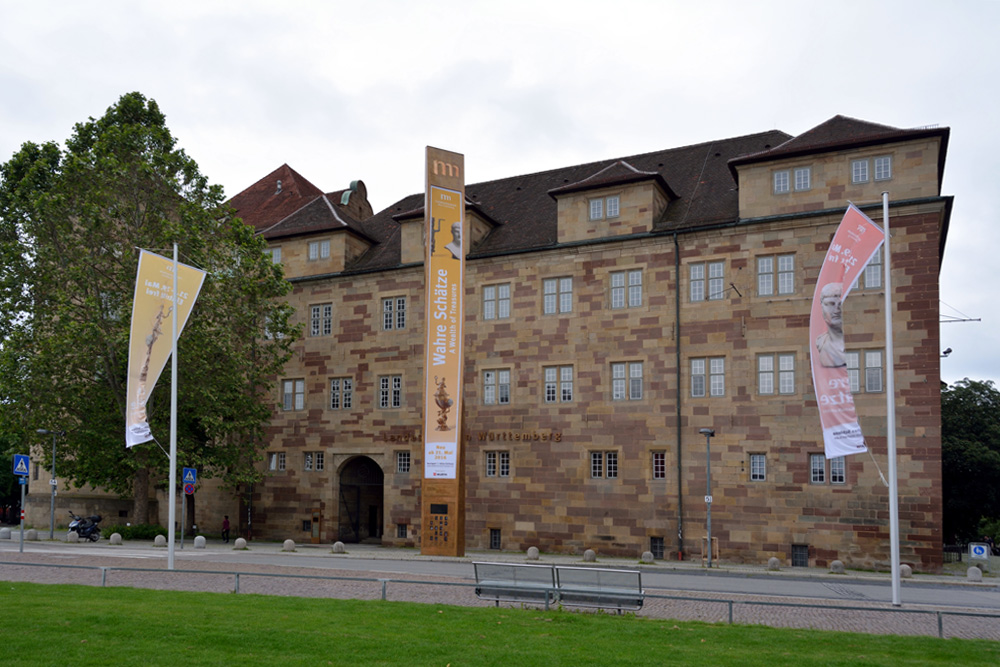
[2,0,996,385]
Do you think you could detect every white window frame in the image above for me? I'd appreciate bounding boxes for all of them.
[830,456,846,484]
[758,254,795,296]
[396,451,411,473]
[543,277,573,314]
[544,365,573,403]
[483,369,511,406]
[310,303,333,337]
[611,269,642,309]
[750,453,766,482]
[847,349,884,393]
[379,375,403,409]
[612,361,643,401]
[329,377,353,410]
[652,451,666,480]
[758,353,795,395]
[690,261,724,302]
[794,167,811,191]
[851,159,870,184]
[588,195,620,220]
[810,453,826,484]
[304,452,314,471]
[773,170,790,194]
[282,379,305,411]
[308,239,330,261]
[591,451,618,479]
[382,297,406,330]
[874,156,892,181]
[268,452,286,471]
[709,357,725,396]
[265,247,282,263]
[482,283,511,320]
[811,454,846,485]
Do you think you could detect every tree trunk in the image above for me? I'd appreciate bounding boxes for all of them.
[132,466,150,525]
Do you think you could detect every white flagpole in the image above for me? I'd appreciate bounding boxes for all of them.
[883,192,901,606]
[167,243,179,570]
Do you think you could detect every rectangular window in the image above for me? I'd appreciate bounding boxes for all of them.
[792,544,809,567]
[810,454,826,484]
[652,451,666,480]
[773,170,790,194]
[544,365,573,403]
[691,358,706,398]
[591,451,603,478]
[846,351,860,393]
[543,277,573,314]
[329,377,353,410]
[396,523,407,538]
[690,261,724,302]
[483,369,511,405]
[865,350,884,393]
[606,195,620,218]
[487,451,510,477]
[612,361,643,401]
[758,354,794,395]
[482,283,511,320]
[589,195,620,220]
[269,452,286,471]
[489,528,502,550]
[874,156,892,181]
[310,303,333,337]
[382,297,406,330]
[308,239,330,261]
[851,159,870,184]
[589,198,603,220]
[379,375,402,408]
[847,349,884,394]
[486,451,497,477]
[591,451,618,479]
[264,247,282,263]
[750,453,766,482]
[396,451,411,473]
[794,167,811,191]
[499,451,510,477]
[610,270,642,309]
[650,536,665,560]
[830,456,846,484]
[862,247,883,289]
[304,452,313,471]
[709,357,725,396]
[757,255,794,296]
[282,379,305,411]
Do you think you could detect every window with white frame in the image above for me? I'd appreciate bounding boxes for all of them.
[329,377,353,410]
[750,453,766,482]
[304,452,324,471]
[308,239,330,261]
[382,297,406,330]
[874,156,892,181]
[396,451,411,473]
[690,261,724,302]
[773,170,790,194]
[589,195,620,220]
[543,277,573,314]
[691,358,725,397]
[612,361,643,401]
[482,283,511,320]
[544,365,573,403]
[757,254,795,296]
[269,452,286,471]
[486,450,511,478]
[811,454,846,485]
[483,369,511,405]
[652,451,666,480]
[264,247,282,263]
[304,452,313,471]
[611,269,642,309]
[851,159,870,184]
[282,379,305,411]
[310,303,333,337]
[758,353,795,395]
[846,350,884,393]
[590,451,618,479]
[379,375,403,408]
[858,246,883,290]
[794,167,811,191]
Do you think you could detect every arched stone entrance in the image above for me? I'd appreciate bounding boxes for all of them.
[338,456,384,543]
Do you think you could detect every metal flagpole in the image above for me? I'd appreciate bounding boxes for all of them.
[883,192,901,606]
[167,243,179,570]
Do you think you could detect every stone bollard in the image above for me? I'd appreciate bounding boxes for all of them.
[829,560,845,574]
[967,566,983,582]
[0,527,11,539]
[67,531,80,543]
[767,557,782,571]
[282,539,296,552]
[331,541,346,554]
[640,551,654,564]
[194,535,206,549]
[154,534,167,547]
[526,546,540,561]
[583,549,597,563]
[234,537,247,549]
[25,529,38,541]
[110,533,123,545]
[900,564,912,578]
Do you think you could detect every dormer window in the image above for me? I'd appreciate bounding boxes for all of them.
[308,239,330,261]
[589,195,620,220]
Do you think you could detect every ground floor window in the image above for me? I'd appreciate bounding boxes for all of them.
[792,544,809,567]
[489,528,501,550]
[650,536,665,560]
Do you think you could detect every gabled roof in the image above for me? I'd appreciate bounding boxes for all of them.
[546,160,676,200]
[728,115,950,188]
[229,164,323,232]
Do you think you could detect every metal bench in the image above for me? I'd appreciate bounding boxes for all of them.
[473,562,644,613]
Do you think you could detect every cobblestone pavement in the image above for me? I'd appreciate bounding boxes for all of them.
[1,540,998,641]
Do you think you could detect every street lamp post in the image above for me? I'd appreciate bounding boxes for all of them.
[36,428,65,540]
[699,428,715,568]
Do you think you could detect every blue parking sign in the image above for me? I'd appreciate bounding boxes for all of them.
[13,454,29,477]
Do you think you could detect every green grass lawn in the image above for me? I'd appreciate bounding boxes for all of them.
[2,582,998,666]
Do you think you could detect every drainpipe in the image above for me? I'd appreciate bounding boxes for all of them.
[673,231,684,560]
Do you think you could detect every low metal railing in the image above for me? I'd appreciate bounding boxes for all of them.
[1,560,997,640]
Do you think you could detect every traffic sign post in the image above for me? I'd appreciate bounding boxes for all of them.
[13,455,29,554]
[969,543,990,561]
[180,468,196,550]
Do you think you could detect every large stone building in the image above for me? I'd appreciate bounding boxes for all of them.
[225,115,948,570]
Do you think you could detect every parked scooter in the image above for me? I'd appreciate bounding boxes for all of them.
[68,511,102,542]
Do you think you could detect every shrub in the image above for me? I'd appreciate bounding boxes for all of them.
[106,523,168,541]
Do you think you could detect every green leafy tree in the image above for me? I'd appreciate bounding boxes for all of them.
[0,92,297,524]
[941,378,1000,542]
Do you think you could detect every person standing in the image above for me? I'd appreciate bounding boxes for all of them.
[222,515,230,543]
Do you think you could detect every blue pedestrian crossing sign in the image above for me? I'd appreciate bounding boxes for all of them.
[13,454,29,477]
[182,467,197,485]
